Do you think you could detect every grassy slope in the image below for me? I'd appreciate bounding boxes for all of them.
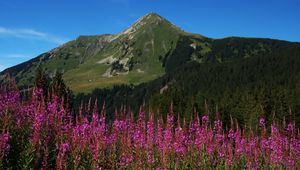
[9,35,112,87]
[64,14,182,93]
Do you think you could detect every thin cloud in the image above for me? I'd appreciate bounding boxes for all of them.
[0,64,8,72]
[0,53,34,71]
[0,26,68,44]
[4,53,31,59]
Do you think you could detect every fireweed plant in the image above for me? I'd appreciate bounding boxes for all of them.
[0,83,300,169]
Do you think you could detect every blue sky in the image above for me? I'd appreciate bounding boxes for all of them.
[0,0,299,71]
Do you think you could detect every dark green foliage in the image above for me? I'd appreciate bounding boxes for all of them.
[76,38,300,128]
[33,69,74,112]
[34,66,50,98]
[50,72,74,110]
[206,37,292,62]
[163,36,194,72]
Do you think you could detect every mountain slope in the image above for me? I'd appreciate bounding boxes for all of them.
[1,13,189,92]
[63,13,184,92]
[0,34,114,88]
[75,41,300,127]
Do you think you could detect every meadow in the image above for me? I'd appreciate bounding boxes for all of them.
[0,83,300,169]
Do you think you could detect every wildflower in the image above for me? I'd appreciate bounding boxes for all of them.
[174,125,187,155]
[32,111,44,146]
[202,114,209,125]
[120,155,134,167]
[147,150,155,165]
[146,115,154,148]
[286,122,294,134]
[155,118,164,152]
[213,119,222,133]
[56,142,69,170]
[259,117,265,127]
[0,132,10,156]
[228,128,235,140]
[163,113,174,152]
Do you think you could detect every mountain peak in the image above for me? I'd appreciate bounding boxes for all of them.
[135,12,175,27]
[145,12,160,17]
[140,12,164,21]
[113,12,181,40]
[129,12,166,29]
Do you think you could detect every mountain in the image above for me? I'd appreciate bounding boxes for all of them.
[1,13,184,93]
[1,13,298,93]
[1,13,300,127]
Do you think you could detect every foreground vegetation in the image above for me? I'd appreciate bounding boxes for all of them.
[0,83,300,169]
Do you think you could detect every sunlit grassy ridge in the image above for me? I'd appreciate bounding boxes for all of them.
[63,13,181,93]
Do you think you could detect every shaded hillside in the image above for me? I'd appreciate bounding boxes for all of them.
[75,40,300,127]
